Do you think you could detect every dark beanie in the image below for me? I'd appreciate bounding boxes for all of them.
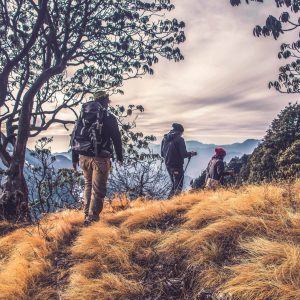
[172,123,184,133]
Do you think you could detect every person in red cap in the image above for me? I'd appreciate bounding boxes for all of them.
[205,147,233,189]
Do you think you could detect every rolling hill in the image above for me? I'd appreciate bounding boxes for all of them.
[0,181,299,300]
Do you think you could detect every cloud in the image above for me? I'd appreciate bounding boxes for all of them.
[114,0,292,142]
[34,0,295,151]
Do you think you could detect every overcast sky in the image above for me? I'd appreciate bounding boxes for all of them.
[30,0,295,152]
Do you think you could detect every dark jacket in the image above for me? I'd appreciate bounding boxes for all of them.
[161,130,189,167]
[206,156,229,183]
[72,112,123,163]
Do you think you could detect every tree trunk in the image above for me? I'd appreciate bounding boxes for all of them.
[0,159,29,222]
[0,87,35,221]
[0,91,32,221]
[0,64,66,221]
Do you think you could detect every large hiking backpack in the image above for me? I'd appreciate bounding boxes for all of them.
[71,101,106,156]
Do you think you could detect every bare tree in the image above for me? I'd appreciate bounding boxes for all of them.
[0,0,185,220]
[26,137,83,220]
[108,103,171,200]
[109,155,171,200]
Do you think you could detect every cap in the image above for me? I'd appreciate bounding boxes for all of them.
[93,91,109,100]
[215,147,226,157]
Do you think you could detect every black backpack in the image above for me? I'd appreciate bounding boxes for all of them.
[71,101,106,156]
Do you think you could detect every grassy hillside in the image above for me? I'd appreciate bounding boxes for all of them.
[0,183,300,300]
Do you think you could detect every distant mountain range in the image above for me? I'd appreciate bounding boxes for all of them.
[150,139,259,178]
[0,139,258,196]
[54,139,260,178]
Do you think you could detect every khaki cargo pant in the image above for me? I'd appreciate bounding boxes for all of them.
[79,156,110,221]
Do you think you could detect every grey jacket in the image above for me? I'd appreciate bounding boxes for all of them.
[206,156,229,183]
[161,130,190,167]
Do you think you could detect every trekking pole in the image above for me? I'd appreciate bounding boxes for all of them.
[184,156,192,174]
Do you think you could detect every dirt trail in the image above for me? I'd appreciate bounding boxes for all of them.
[26,223,84,300]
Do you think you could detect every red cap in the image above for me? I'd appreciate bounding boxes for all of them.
[215,147,226,157]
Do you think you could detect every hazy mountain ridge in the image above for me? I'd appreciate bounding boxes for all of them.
[0,139,258,181]
[151,139,259,178]
[52,139,259,179]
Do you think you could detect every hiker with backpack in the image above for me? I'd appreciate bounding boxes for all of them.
[205,147,234,189]
[71,91,123,225]
[161,123,197,198]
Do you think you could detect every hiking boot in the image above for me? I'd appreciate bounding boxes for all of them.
[84,216,90,227]
[84,215,100,226]
[89,216,100,223]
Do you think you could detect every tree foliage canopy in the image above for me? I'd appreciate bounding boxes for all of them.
[246,103,300,182]
[109,104,157,164]
[0,0,185,220]
[0,0,185,164]
[230,0,300,93]
[27,137,84,220]
[277,139,300,178]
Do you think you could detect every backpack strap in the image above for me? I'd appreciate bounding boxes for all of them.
[91,103,106,156]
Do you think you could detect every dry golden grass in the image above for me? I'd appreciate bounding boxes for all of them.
[104,193,199,231]
[184,185,286,229]
[62,183,300,300]
[71,224,139,275]
[220,238,300,300]
[64,273,144,300]
[1,182,300,300]
[64,222,144,299]
[0,210,82,300]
